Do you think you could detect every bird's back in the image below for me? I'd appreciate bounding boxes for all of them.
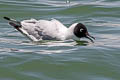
[21,19,68,41]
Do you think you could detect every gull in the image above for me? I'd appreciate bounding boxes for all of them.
[3,17,95,42]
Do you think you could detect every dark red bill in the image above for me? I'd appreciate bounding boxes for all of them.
[85,32,95,43]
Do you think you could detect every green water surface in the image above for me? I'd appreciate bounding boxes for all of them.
[0,0,120,80]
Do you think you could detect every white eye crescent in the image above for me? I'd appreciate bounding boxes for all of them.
[80,28,84,32]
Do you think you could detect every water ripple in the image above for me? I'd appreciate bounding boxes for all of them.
[1,0,120,80]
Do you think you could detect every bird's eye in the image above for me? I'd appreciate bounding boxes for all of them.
[80,28,84,32]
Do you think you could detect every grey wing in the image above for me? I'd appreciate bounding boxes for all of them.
[34,19,68,40]
[34,20,59,40]
[21,19,42,41]
[21,19,59,41]
[34,28,57,40]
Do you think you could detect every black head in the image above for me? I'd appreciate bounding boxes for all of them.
[74,23,95,42]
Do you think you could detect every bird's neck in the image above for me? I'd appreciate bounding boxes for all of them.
[65,23,79,40]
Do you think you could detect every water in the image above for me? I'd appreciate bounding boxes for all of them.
[0,0,120,80]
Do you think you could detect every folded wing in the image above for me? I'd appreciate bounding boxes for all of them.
[21,19,67,41]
